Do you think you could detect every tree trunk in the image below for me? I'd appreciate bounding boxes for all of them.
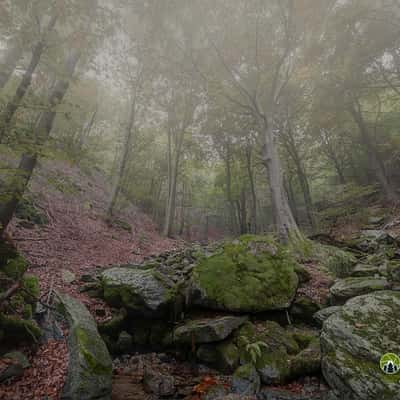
[0,12,58,143]
[163,130,184,237]
[260,117,301,242]
[0,47,81,236]
[224,142,238,235]
[76,105,98,151]
[284,174,299,224]
[349,101,398,202]
[108,100,136,216]
[282,129,315,231]
[245,145,257,233]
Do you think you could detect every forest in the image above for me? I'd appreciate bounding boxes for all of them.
[1,1,400,399]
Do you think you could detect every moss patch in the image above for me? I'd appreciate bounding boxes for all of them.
[192,235,299,312]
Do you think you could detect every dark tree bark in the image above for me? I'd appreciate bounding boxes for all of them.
[0,12,58,143]
[0,47,82,236]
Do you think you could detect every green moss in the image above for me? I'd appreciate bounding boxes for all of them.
[22,274,40,305]
[23,304,33,319]
[0,313,42,343]
[315,244,357,278]
[290,338,321,378]
[235,363,257,379]
[3,255,28,280]
[98,309,127,338]
[76,327,112,375]
[193,235,299,312]
[47,175,81,195]
[15,197,48,225]
[290,328,318,349]
[256,348,290,383]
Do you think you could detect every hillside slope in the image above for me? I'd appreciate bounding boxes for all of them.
[8,156,179,310]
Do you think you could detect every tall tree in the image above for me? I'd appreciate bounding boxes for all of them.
[0,9,59,143]
[0,38,84,236]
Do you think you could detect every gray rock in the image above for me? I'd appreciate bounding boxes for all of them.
[321,291,400,400]
[367,216,385,226]
[361,230,392,243]
[329,277,390,305]
[3,351,30,368]
[0,351,30,383]
[314,306,342,327]
[232,364,261,395]
[203,385,229,400]
[57,293,112,400]
[101,267,181,318]
[174,316,248,344]
[350,264,380,278]
[257,389,316,399]
[61,269,76,284]
[143,368,175,396]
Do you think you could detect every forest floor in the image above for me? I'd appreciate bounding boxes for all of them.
[0,157,181,400]
[1,157,396,399]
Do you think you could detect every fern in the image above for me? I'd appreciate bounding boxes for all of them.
[240,336,269,364]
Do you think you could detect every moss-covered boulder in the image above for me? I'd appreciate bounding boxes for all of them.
[329,277,390,305]
[190,235,299,313]
[197,341,240,373]
[387,261,400,283]
[290,338,321,378]
[174,316,247,345]
[232,364,260,395]
[323,246,357,278]
[350,264,380,278]
[57,293,112,400]
[101,266,183,319]
[234,321,299,385]
[321,291,400,400]
[313,306,342,327]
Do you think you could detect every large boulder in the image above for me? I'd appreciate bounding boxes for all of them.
[101,266,182,318]
[329,277,390,305]
[174,316,247,344]
[321,291,400,400]
[190,235,299,313]
[57,293,112,400]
